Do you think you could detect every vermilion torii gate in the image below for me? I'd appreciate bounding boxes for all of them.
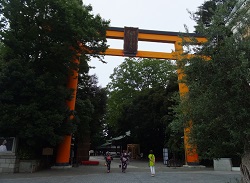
[56,26,207,166]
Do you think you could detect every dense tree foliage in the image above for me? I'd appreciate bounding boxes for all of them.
[75,74,107,150]
[120,77,178,157]
[171,0,250,180]
[0,0,109,158]
[192,0,237,31]
[106,58,179,157]
[107,58,176,127]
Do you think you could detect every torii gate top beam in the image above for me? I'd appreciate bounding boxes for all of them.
[104,27,206,59]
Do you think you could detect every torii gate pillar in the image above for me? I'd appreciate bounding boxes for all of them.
[55,57,79,166]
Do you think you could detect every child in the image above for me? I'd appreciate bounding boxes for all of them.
[148,150,155,176]
[105,151,113,173]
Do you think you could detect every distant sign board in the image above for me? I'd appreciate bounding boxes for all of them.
[42,148,53,156]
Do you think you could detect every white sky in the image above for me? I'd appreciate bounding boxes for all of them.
[84,0,206,87]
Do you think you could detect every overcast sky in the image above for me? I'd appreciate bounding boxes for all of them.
[83,0,206,87]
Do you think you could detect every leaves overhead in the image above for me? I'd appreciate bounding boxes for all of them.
[0,0,109,153]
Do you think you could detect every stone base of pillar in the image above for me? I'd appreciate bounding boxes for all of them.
[0,153,19,173]
[213,158,232,171]
[51,165,72,169]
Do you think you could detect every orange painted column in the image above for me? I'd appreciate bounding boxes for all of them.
[55,56,79,166]
[175,41,199,165]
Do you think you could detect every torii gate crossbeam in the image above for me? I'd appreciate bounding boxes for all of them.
[105,27,206,59]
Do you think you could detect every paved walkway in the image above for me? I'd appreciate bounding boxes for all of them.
[0,156,241,183]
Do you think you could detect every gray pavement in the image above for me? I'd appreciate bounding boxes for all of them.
[0,156,241,183]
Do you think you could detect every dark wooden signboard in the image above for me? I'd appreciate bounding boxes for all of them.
[123,27,138,56]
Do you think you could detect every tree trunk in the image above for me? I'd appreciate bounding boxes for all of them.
[77,142,90,162]
[240,150,250,183]
[76,132,91,163]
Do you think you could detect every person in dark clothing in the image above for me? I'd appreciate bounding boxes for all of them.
[120,150,129,173]
[105,151,113,173]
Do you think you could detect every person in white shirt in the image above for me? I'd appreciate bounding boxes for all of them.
[0,140,7,152]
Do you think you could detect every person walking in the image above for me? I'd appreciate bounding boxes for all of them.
[105,151,113,173]
[148,150,155,177]
[120,150,129,173]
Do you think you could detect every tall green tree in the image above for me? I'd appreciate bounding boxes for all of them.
[107,58,176,129]
[119,77,178,157]
[192,0,236,31]
[0,0,109,158]
[106,58,178,156]
[75,74,107,160]
[172,0,250,181]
